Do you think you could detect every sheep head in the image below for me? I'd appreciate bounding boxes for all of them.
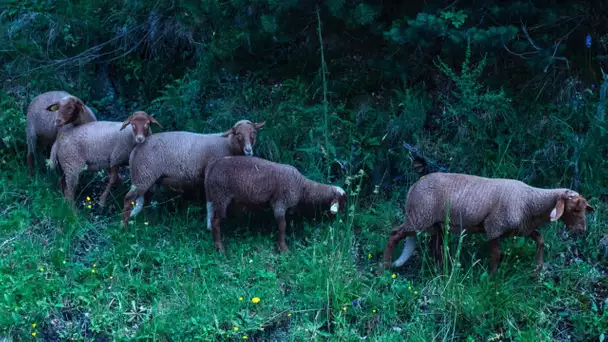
[47,95,86,127]
[120,111,163,144]
[329,186,347,216]
[222,120,265,156]
[550,190,594,234]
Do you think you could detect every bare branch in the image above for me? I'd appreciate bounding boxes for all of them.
[521,24,542,51]
[503,23,570,72]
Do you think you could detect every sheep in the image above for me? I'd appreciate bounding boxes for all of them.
[49,111,162,211]
[26,91,97,176]
[121,119,265,227]
[381,172,594,274]
[204,156,347,252]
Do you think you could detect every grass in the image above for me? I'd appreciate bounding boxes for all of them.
[0,158,606,341]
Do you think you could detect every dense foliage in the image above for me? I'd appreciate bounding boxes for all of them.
[1,0,607,340]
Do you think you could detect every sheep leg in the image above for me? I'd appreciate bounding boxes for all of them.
[429,229,445,268]
[211,216,224,253]
[57,176,66,193]
[122,189,140,228]
[26,129,36,176]
[276,216,288,252]
[27,153,35,176]
[489,238,501,274]
[63,171,80,213]
[528,230,545,272]
[381,225,416,269]
[271,205,289,252]
[98,166,119,208]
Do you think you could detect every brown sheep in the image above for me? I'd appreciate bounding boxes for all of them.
[381,172,594,274]
[25,91,97,176]
[204,156,347,252]
[121,120,265,227]
[49,111,161,211]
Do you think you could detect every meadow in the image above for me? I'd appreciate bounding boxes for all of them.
[1,0,608,340]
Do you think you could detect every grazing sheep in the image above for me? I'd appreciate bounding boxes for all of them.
[381,172,594,273]
[49,111,162,210]
[204,156,347,252]
[121,120,265,227]
[26,91,97,176]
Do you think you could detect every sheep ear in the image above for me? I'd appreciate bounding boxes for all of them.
[120,117,132,131]
[221,128,235,137]
[254,121,265,130]
[550,198,565,221]
[149,116,163,128]
[74,98,86,113]
[46,103,60,112]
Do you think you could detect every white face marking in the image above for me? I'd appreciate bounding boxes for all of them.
[330,202,339,214]
[334,186,345,196]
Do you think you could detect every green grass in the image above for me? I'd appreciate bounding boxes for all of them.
[0,159,606,341]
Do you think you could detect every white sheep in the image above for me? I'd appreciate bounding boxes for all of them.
[49,111,162,210]
[381,172,594,273]
[121,120,265,227]
[204,156,347,252]
[25,91,97,176]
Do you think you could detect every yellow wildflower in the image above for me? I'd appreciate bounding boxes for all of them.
[233,327,239,332]
[408,285,412,291]
[391,273,396,279]
[110,276,113,279]
[287,313,292,317]
[367,253,372,259]
[39,267,44,272]
[414,291,418,295]
[242,336,248,339]
[144,222,149,226]
[32,323,36,328]
[372,309,377,313]
[239,297,243,301]
[32,332,37,337]
[87,205,92,209]
[93,264,97,268]
[251,297,260,304]
[342,307,347,311]
[86,196,91,201]
[91,269,96,273]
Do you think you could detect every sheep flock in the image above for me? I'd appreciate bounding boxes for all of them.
[24,90,595,274]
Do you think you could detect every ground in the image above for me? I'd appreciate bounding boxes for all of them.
[0,161,606,341]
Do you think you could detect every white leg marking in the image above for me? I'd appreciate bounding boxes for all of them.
[130,196,144,218]
[392,235,417,267]
[206,201,213,231]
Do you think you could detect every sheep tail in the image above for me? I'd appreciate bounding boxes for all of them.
[392,235,417,267]
[49,142,59,170]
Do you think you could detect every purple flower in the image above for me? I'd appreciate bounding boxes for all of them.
[585,34,592,48]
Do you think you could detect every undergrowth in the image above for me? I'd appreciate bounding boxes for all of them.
[0,18,607,342]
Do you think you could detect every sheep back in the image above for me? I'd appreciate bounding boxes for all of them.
[54,121,136,172]
[26,91,96,145]
[404,172,564,239]
[205,156,305,209]
[129,131,237,192]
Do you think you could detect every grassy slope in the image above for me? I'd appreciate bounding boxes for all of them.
[0,158,606,341]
